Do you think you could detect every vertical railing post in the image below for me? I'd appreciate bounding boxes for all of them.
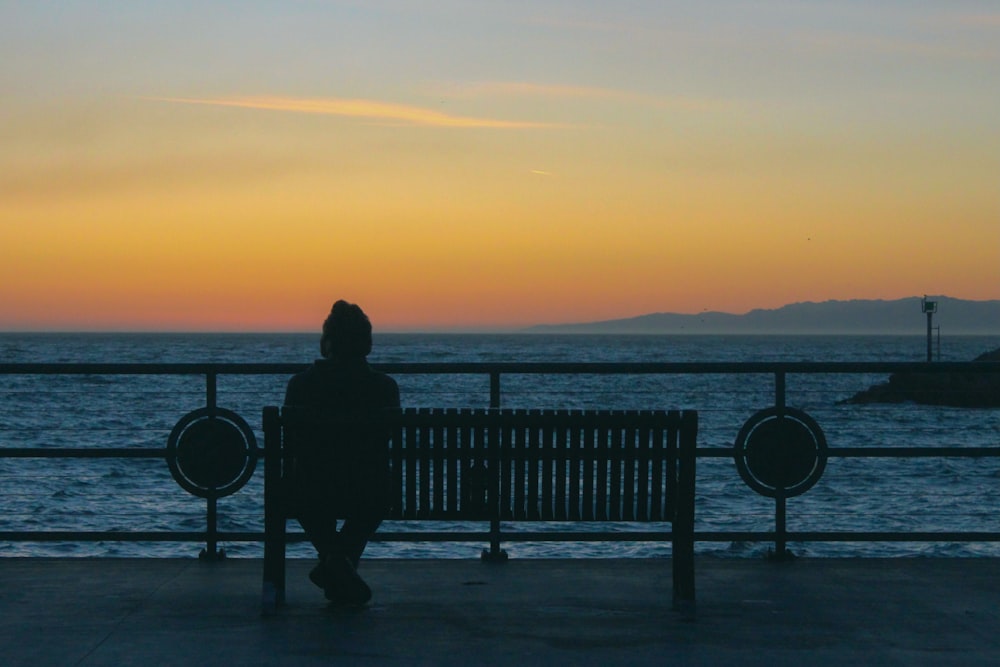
[201,368,222,560]
[483,520,508,562]
[489,371,501,409]
[774,370,786,410]
[771,494,789,560]
[201,495,223,560]
[206,370,218,410]
[772,371,789,559]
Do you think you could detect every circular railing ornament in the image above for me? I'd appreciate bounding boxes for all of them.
[734,407,828,498]
[166,407,257,499]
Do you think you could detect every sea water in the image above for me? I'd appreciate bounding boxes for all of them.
[1,332,999,558]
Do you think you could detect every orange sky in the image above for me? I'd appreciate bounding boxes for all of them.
[2,3,998,331]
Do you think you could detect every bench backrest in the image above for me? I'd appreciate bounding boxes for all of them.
[265,406,697,524]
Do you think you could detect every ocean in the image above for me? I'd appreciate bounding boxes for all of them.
[2,332,999,559]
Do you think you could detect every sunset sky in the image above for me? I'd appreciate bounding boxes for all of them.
[2,1,998,331]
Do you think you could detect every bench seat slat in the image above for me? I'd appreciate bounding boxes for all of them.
[555,411,569,520]
[432,418,443,515]
[623,422,637,521]
[499,417,512,521]
[637,420,651,521]
[582,418,596,521]
[526,417,541,520]
[446,409,458,515]
[541,410,555,520]
[595,425,609,521]
[568,421,582,521]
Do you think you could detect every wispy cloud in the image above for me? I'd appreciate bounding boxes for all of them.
[903,12,1000,60]
[145,96,560,128]
[800,28,999,61]
[934,13,1000,29]
[424,81,726,112]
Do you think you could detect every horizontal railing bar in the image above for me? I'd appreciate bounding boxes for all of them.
[2,361,999,376]
[699,531,1000,542]
[2,446,996,460]
[0,448,168,458]
[465,532,675,542]
[0,531,225,542]
[475,531,1000,543]
[0,531,492,543]
[7,530,1000,544]
[831,447,1000,457]
[697,447,1000,458]
[0,363,303,375]
[697,448,736,457]
[788,532,1000,541]
[384,532,1000,545]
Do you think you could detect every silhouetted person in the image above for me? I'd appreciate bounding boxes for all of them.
[284,300,400,605]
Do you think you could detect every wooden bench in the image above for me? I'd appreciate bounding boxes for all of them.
[261,407,697,615]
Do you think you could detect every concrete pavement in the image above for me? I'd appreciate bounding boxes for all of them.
[1,557,998,666]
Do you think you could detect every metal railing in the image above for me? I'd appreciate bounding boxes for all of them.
[1,361,998,559]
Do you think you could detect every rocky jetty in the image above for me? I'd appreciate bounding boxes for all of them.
[843,348,1000,408]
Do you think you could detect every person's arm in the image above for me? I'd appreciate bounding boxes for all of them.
[284,374,305,406]
[387,378,401,409]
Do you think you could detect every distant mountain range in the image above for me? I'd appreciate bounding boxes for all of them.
[524,297,1000,335]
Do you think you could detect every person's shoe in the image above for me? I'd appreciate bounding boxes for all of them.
[316,556,372,606]
[309,560,335,591]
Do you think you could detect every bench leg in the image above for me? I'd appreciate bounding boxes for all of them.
[673,417,697,619]
[672,532,695,620]
[262,517,286,615]
[262,407,286,615]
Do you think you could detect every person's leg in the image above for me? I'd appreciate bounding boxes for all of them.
[338,513,383,567]
[311,512,380,605]
[296,504,339,559]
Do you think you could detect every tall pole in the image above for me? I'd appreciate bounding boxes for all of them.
[922,296,936,362]
[926,310,933,362]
